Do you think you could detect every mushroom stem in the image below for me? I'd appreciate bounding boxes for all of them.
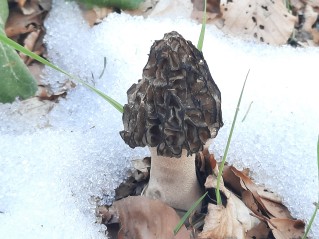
[145,147,203,212]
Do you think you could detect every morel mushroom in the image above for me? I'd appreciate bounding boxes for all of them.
[120,31,223,211]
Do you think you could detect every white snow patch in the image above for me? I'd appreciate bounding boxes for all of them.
[0,0,318,238]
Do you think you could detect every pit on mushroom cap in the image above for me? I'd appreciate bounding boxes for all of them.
[120,31,223,211]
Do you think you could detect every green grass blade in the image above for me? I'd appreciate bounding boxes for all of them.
[303,206,318,239]
[174,192,208,235]
[241,101,253,122]
[197,0,207,51]
[216,70,250,205]
[302,135,319,239]
[0,34,123,113]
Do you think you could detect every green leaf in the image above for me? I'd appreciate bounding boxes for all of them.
[76,0,144,10]
[0,0,37,103]
[0,0,8,29]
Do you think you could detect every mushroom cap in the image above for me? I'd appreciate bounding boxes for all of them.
[120,31,223,157]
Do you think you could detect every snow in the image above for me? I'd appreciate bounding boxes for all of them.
[0,0,318,238]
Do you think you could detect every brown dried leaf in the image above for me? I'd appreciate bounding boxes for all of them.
[260,197,293,219]
[226,166,292,221]
[255,184,295,220]
[132,157,151,174]
[303,5,318,31]
[81,7,113,27]
[308,0,319,8]
[20,0,39,15]
[222,165,245,195]
[290,0,305,11]
[199,175,260,239]
[191,0,222,23]
[114,158,149,200]
[220,0,297,45]
[192,0,221,14]
[16,0,51,14]
[242,190,262,218]
[18,0,27,8]
[19,29,41,63]
[13,98,55,121]
[148,0,193,18]
[114,177,137,200]
[231,166,269,215]
[268,218,305,239]
[28,62,44,85]
[5,9,43,38]
[256,186,282,204]
[304,4,319,44]
[195,149,216,188]
[246,221,271,239]
[113,196,191,239]
[96,205,119,225]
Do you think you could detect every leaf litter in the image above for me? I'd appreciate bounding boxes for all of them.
[6,0,318,102]
[98,149,305,238]
[81,0,319,46]
[192,0,318,46]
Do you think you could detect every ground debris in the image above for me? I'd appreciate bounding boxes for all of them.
[99,196,191,239]
[97,150,305,238]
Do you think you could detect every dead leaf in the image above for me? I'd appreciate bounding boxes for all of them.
[220,0,297,45]
[308,0,319,9]
[96,204,120,225]
[11,98,55,123]
[303,5,318,31]
[268,218,305,239]
[18,0,27,8]
[132,157,151,174]
[28,62,44,84]
[256,186,282,204]
[231,166,270,215]
[113,196,191,239]
[195,149,216,188]
[81,7,113,27]
[246,221,271,239]
[5,9,43,38]
[148,0,193,18]
[20,0,40,15]
[192,0,221,14]
[290,0,304,11]
[222,165,244,196]
[199,175,260,239]
[19,29,41,63]
[304,4,319,44]
[260,197,293,219]
[242,190,262,218]
[229,166,299,223]
[191,0,222,23]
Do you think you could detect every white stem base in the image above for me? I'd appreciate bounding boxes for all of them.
[145,147,203,211]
